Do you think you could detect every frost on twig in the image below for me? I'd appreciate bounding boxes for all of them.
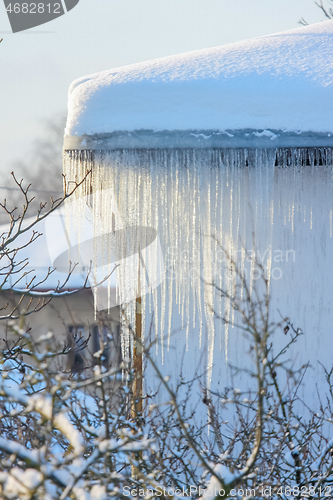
[2,209,333,498]
[0,170,93,321]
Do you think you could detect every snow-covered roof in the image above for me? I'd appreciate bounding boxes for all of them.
[1,210,117,295]
[64,21,333,149]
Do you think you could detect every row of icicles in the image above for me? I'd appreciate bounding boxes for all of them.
[63,148,333,390]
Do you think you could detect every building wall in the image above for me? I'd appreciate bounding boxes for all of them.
[0,288,121,374]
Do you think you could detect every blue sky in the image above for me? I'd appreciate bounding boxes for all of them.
[0,0,325,173]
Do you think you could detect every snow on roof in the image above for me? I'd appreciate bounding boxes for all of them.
[1,209,117,294]
[64,21,333,149]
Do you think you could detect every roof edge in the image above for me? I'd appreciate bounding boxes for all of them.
[64,129,333,150]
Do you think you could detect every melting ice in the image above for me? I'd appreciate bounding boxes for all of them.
[63,147,333,396]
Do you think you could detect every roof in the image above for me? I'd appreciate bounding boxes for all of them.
[0,209,117,297]
[64,20,333,149]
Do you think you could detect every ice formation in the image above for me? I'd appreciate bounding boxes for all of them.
[63,20,333,396]
[63,148,333,394]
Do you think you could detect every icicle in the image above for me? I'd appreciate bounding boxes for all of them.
[62,147,333,404]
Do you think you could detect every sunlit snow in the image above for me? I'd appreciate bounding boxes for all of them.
[63,20,333,404]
